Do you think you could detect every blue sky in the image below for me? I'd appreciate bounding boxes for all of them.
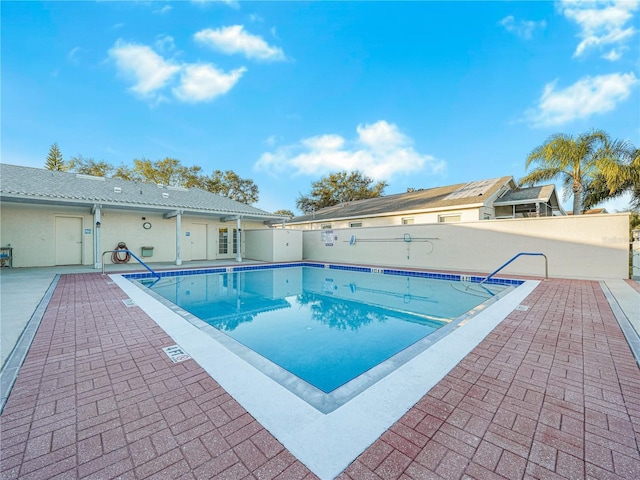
[3,0,639,213]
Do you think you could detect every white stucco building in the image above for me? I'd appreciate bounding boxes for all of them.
[0,164,291,268]
[283,176,565,230]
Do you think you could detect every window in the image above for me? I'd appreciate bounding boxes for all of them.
[438,214,461,223]
[232,228,240,254]
[220,228,239,254]
[349,222,362,228]
[402,218,414,225]
[218,228,228,254]
[321,224,332,229]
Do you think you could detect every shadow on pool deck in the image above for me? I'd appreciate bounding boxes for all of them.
[1,267,640,479]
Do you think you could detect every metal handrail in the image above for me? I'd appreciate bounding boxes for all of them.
[480,252,548,284]
[101,250,161,280]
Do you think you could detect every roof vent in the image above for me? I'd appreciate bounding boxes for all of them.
[75,173,105,181]
[114,187,122,193]
[162,192,169,198]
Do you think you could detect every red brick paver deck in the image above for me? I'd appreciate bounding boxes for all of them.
[2,275,640,479]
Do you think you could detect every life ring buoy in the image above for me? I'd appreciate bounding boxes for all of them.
[112,242,131,264]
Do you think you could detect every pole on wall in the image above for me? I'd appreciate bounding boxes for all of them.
[163,209,184,266]
[236,217,242,262]
[93,204,102,269]
[176,212,182,266]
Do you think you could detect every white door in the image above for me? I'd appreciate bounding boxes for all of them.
[190,223,207,260]
[217,227,230,258]
[55,216,83,265]
[217,227,239,259]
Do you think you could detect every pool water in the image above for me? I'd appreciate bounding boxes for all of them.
[142,266,508,393]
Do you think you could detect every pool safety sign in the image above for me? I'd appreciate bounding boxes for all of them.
[322,229,338,246]
[162,345,192,363]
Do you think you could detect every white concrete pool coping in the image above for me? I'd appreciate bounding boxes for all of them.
[111,273,539,480]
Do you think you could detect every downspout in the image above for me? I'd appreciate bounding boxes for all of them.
[93,205,102,269]
[176,211,182,266]
[236,217,242,262]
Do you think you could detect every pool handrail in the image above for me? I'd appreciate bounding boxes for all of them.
[480,252,548,284]
[101,249,161,281]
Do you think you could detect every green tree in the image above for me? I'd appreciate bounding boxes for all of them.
[127,157,203,187]
[202,170,259,205]
[273,209,294,218]
[112,164,136,181]
[296,170,388,214]
[109,158,258,204]
[583,146,639,211]
[520,130,622,215]
[68,155,114,177]
[45,142,66,171]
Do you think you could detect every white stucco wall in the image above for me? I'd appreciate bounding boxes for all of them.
[287,207,485,230]
[302,214,630,280]
[0,203,94,267]
[0,203,267,267]
[633,240,640,281]
[244,229,303,262]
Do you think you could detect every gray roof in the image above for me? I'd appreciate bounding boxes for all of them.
[287,176,515,224]
[0,164,283,221]
[494,184,558,205]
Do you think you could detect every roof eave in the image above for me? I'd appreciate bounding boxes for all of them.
[0,193,283,222]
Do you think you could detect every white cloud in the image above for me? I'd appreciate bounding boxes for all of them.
[265,135,279,146]
[153,5,172,15]
[602,48,623,60]
[108,40,180,97]
[526,72,638,127]
[559,0,639,59]
[499,15,547,39]
[109,39,244,104]
[194,25,285,61]
[192,0,239,8]
[67,46,82,64]
[155,34,176,54]
[255,121,446,180]
[173,64,246,102]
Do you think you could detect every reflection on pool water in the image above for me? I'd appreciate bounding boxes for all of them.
[141,266,509,393]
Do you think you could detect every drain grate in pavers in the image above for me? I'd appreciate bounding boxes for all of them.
[122,298,136,307]
[162,344,192,363]
[514,304,530,311]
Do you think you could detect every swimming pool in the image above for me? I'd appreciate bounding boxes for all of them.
[115,263,535,479]
[130,263,516,410]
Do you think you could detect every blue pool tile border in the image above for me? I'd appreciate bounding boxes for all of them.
[122,262,523,286]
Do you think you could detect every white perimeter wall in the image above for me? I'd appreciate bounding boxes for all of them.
[244,229,303,262]
[301,214,630,280]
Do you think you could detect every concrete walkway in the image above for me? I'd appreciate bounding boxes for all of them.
[604,280,640,337]
[1,269,640,479]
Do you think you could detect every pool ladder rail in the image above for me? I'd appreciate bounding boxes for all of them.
[101,249,162,285]
[480,252,548,284]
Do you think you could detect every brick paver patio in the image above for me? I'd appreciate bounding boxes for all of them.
[1,274,639,479]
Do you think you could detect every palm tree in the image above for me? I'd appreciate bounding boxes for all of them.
[520,130,618,215]
[583,146,639,211]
